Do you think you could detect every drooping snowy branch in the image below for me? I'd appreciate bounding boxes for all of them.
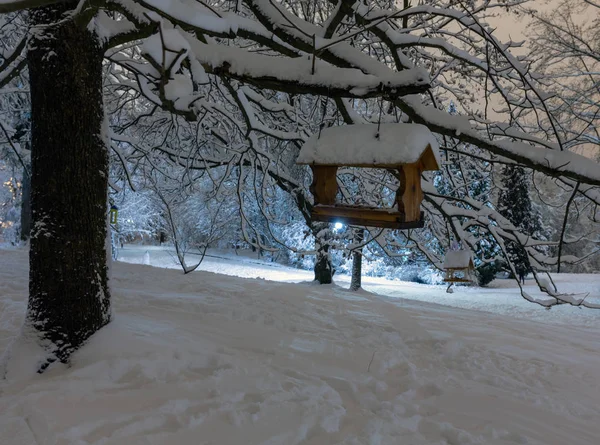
[2,0,599,303]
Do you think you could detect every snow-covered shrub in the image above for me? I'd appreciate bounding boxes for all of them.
[477,261,502,287]
[0,206,19,245]
[279,222,314,270]
[342,254,444,285]
[361,256,389,277]
[0,168,21,245]
[395,264,444,285]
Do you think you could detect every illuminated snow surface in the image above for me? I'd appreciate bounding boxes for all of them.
[1,246,600,445]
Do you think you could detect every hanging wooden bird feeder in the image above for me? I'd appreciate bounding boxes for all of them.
[296,123,440,229]
[442,250,475,283]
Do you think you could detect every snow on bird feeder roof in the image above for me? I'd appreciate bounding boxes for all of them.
[443,250,474,270]
[297,123,440,169]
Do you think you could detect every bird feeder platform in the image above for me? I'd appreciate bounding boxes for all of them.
[296,123,440,229]
[443,274,473,283]
[313,205,425,229]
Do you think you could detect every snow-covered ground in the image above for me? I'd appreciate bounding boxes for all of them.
[118,244,600,327]
[1,247,600,444]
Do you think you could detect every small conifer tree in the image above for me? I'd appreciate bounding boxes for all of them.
[497,165,543,279]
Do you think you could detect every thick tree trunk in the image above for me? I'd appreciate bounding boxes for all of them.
[20,166,31,241]
[349,229,364,291]
[314,248,333,284]
[312,222,333,284]
[27,5,110,363]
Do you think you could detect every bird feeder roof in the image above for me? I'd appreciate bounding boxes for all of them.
[297,123,440,170]
[443,250,474,269]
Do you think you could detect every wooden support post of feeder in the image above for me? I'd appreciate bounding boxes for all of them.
[396,163,424,223]
[310,165,338,206]
[297,123,440,230]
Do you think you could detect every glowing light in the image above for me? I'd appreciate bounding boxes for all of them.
[334,222,344,230]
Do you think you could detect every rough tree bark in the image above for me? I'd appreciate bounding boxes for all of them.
[312,221,333,284]
[27,4,111,364]
[349,229,364,291]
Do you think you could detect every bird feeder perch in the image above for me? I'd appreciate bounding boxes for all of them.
[296,123,440,229]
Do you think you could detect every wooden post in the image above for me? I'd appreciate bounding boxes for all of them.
[396,164,423,222]
[310,165,338,205]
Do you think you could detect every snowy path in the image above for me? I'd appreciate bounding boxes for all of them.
[1,248,600,444]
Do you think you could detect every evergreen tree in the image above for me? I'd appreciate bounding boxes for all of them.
[434,102,503,286]
[497,165,543,279]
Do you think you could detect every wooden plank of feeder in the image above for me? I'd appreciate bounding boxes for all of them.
[314,205,404,222]
[310,165,337,206]
[396,163,423,222]
[313,213,425,229]
[418,146,439,171]
[312,205,424,229]
[443,264,473,283]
